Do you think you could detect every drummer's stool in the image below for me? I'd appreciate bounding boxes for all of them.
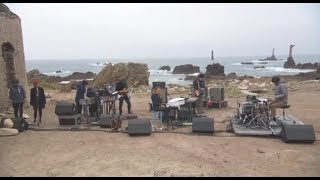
[151,110,163,127]
[278,104,296,124]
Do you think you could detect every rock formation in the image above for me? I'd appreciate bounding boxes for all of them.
[284,45,296,68]
[260,48,277,61]
[27,69,96,84]
[172,64,200,74]
[0,3,28,111]
[205,63,225,76]
[158,65,171,71]
[93,62,149,87]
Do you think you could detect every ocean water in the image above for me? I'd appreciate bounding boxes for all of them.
[26,54,320,85]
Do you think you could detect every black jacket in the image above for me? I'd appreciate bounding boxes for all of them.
[151,93,162,109]
[30,86,46,108]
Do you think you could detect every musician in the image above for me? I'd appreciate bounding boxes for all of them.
[75,80,88,114]
[30,79,46,125]
[151,86,169,123]
[115,78,132,116]
[86,86,98,117]
[269,76,288,121]
[193,73,206,114]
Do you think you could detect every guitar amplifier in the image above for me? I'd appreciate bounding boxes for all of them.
[151,87,168,103]
[127,119,152,136]
[207,100,228,109]
[55,101,76,115]
[152,82,166,89]
[192,117,214,133]
[209,87,225,101]
[177,109,192,122]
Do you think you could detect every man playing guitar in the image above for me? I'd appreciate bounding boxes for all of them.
[115,78,132,116]
[193,73,206,114]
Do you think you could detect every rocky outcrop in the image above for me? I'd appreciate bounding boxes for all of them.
[27,69,96,84]
[295,62,319,69]
[158,65,171,71]
[226,73,237,78]
[205,63,225,76]
[284,58,319,70]
[172,64,200,74]
[93,62,149,87]
[283,57,295,69]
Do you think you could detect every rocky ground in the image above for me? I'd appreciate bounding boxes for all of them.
[0,77,320,177]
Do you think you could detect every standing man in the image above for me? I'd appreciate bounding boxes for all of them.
[115,78,132,116]
[9,79,26,118]
[269,76,288,121]
[193,73,206,114]
[75,80,88,114]
[30,79,46,125]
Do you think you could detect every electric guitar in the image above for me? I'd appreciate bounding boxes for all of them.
[118,88,128,97]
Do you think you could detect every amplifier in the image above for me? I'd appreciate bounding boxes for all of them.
[207,100,228,109]
[280,124,316,143]
[152,82,166,89]
[127,119,152,136]
[55,101,76,115]
[209,87,225,101]
[192,117,214,133]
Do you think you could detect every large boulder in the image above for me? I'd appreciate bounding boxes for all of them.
[158,65,171,71]
[284,57,296,69]
[172,64,200,74]
[93,62,149,87]
[205,63,225,76]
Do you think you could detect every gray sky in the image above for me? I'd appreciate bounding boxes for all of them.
[5,3,320,59]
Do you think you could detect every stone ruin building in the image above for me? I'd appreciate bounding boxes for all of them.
[0,3,28,111]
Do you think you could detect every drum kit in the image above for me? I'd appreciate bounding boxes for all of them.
[79,83,121,126]
[237,95,275,131]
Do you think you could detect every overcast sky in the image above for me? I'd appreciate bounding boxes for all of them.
[4,3,320,60]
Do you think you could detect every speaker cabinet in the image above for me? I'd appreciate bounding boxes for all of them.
[192,117,214,133]
[280,124,316,143]
[127,119,151,136]
[152,82,166,89]
[55,101,76,115]
[209,87,225,101]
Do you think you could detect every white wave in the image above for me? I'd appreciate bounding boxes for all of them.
[148,69,173,75]
[43,70,73,76]
[232,63,242,65]
[265,67,316,73]
[88,63,109,67]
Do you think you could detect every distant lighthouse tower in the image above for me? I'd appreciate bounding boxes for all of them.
[211,50,214,60]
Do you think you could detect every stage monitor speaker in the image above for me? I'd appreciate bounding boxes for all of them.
[209,87,225,101]
[280,124,316,143]
[151,87,168,103]
[192,117,214,133]
[127,119,151,136]
[152,82,166,89]
[55,101,76,115]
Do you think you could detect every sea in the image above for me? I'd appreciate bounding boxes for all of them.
[26,54,320,85]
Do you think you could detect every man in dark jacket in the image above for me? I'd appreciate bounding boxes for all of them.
[151,86,169,123]
[269,76,288,121]
[75,80,88,114]
[115,79,132,116]
[9,79,26,118]
[192,73,206,114]
[30,79,46,125]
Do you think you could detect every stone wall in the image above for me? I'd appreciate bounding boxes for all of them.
[0,4,28,111]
